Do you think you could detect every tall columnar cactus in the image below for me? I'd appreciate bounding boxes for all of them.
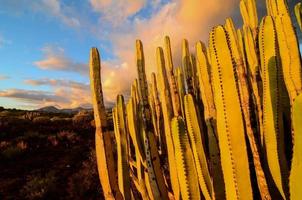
[176,67,185,117]
[136,40,169,200]
[114,95,131,200]
[259,16,289,199]
[295,2,302,31]
[171,116,200,200]
[164,36,182,117]
[290,93,302,200]
[225,17,271,200]
[196,41,225,200]
[184,94,213,200]
[89,47,123,200]
[243,26,263,145]
[90,0,302,199]
[182,39,194,95]
[240,0,258,37]
[209,26,253,200]
[156,46,180,200]
[275,14,302,105]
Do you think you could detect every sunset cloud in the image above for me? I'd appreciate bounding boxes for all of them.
[33,45,88,75]
[0,89,69,105]
[90,0,240,103]
[21,78,92,108]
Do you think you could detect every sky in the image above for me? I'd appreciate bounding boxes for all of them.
[0,0,300,110]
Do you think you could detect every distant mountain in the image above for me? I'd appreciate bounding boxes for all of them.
[36,106,60,113]
[36,106,92,114]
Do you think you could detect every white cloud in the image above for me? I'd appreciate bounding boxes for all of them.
[0,34,12,48]
[90,0,146,26]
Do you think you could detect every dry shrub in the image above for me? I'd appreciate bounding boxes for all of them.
[1,145,25,160]
[67,149,102,199]
[47,135,59,146]
[20,171,57,200]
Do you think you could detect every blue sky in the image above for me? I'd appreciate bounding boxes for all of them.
[0,0,300,110]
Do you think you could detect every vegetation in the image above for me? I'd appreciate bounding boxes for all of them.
[0,108,101,199]
[90,0,302,199]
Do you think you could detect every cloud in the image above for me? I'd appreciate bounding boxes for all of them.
[31,0,80,27]
[24,78,89,90]
[20,78,92,108]
[0,34,12,48]
[0,0,80,27]
[0,78,92,109]
[0,75,10,80]
[90,0,146,26]
[91,0,240,103]
[33,45,88,75]
[0,89,69,105]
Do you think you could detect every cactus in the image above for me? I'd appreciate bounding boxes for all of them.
[171,116,200,200]
[184,94,213,200]
[89,48,122,199]
[89,0,302,199]
[290,93,302,200]
[136,40,169,200]
[209,25,253,200]
[156,46,180,200]
[295,2,302,31]
[196,41,226,200]
[259,16,289,199]
[114,95,131,200]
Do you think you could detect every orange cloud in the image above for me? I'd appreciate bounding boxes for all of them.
[93,0,239,103]
[33,45,88,75]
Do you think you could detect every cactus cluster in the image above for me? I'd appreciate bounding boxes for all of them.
[89,0,302,199]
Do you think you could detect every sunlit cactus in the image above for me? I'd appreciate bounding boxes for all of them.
[89,0,302,199]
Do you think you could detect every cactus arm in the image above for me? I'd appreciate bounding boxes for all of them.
[240,0,250,28]
[275,14,302,105]
[150,73,166,155]
[164,36,182,117]
[196,41,225,199]
[209,26,253,200]
[228,22,271,200]
[184,94,213,200]
[176,67,186,117]
[136,40,169,200]
[126,97,145,165]
[156,47,181,200]
[195,41,216,121]
[115,95,131,200]
[295,3,302,31]
[171,117,200,200]
[259,16,289,199]
[289,93,302,200]
[182,39,194,95]
[89,47,122,200]
[243,26,264,146]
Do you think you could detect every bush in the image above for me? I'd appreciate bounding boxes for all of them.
[20,171,57,200]
[32,116,50,124]
[67,149,102,199]
[1,145,25,160]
